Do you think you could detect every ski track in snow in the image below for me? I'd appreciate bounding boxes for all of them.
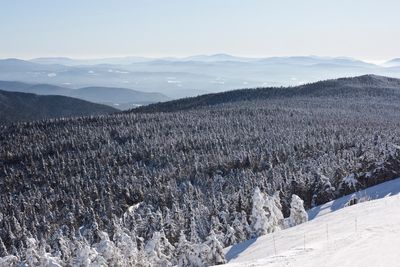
[222,178,400,267]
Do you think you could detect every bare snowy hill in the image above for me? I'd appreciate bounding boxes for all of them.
[223,178,400,267]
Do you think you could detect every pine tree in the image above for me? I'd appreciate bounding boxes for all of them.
[0,238,8,257]
[24,237,62,267]
[205,229,226,265]
[175,231,191,267]
[267,191,284,232]
[159,230,175,265]
[231,212,246,242]
[71,238,98,267]
[311,173,336,207]
[223,225,237,246]
[289,194,308,227]
[113,223,138,265]
[93,231,122,266]
[145,231,172,267]
[175,231,202,267]
[250,187,270,237]
[189,216,201,244]
[0,255,19,266]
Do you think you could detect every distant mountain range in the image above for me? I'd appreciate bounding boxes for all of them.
[30,56,153,66]
[28,54,399,65]
[384,58,400,67]
[131,74,400,113]
[1,55,400,99]
[0,81,169,110]
[0,89,117,123]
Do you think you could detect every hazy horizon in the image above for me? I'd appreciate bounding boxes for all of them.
[1,0,399,62]
[0,54,394,65]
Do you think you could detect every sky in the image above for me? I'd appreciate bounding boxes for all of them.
[0,0,399,61]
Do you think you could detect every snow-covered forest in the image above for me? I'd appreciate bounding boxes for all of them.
[1,85,400,265]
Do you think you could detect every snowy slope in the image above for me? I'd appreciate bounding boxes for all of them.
[222,178,400,267]
[308,177,400,220]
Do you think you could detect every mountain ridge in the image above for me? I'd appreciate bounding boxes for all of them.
[2,56,400,98]
[0,89,118,123]
[130,74,400,113]
[0,81,169,109]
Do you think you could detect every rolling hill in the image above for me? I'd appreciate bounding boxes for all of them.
[384,58,400,67]
[131,74,400,113]
[0,81,169,109]
[0,89,117,123]
[2,56,400,98]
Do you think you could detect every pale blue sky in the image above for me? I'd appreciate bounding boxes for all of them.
[1,0,399,61]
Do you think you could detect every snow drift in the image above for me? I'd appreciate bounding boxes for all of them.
[222,178,400,267]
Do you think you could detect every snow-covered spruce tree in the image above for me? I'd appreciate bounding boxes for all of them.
[51,229,73,264]
[240,211,252,240]
[93,231,122,266]
[145,231,172,267]
[24,238,62,267]
[289,194,308,227]
[210,215,224,243]
[0,255,19,267]
[265,191,284,232]
[250,187,270,237]
[231,212,246,243]
[0,238,8,258]
[189,216,201,244]
[175,231,202,267]
[223,225,237,246]
[311,173,336,207]
[163,207,180,244]
[159,230,176,265]
[113,223,138,265]
[250,188,284,236]
[205,229,226,266]
[70,238,98,267]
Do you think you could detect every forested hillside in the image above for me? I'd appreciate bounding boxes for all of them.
[0,90,117,123]
[132,74,400,113]
[0,75,400,266]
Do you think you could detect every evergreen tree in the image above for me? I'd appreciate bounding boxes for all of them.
[223,225,237,246]
[205,229,226,265]
[289,194,308,227]
[189,216,201,244]
[250,187,270,237]
[145,231,172,267]
[267,191,284,232]
[231,212,246,242]
[93,231,122,266]
[113,223,138,265]
[175,231,202,267]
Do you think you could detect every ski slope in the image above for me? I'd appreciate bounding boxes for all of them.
[223,178,400,267]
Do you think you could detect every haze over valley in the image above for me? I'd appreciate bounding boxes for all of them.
[1,55,400,101]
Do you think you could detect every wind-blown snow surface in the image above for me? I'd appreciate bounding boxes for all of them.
[222,178,400,267]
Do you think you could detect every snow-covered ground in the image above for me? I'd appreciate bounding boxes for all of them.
[222,178,400,267]
[308,177,400,220]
